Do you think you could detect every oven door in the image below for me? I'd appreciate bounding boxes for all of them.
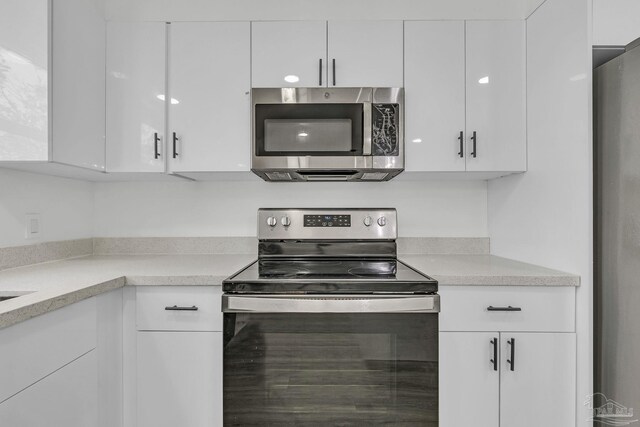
[222,294,439,426]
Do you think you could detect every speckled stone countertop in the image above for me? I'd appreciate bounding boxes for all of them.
[0,254,578,329]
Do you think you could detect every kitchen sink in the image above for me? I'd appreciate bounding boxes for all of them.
[0,292,34,303]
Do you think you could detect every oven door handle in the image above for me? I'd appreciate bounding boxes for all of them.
[222,294,440,313]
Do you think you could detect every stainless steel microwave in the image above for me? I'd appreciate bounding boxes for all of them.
[251,88,404,182]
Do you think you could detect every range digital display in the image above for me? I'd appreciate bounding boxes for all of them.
[304,214,351,227]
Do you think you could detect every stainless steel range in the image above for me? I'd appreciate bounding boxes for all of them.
[222,208,439,425]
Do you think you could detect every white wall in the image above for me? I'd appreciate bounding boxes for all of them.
[489,0,592,424]
[593,0,640,45]
[93,179,488,238]
[0,168,94,248]
[105,0,543,21]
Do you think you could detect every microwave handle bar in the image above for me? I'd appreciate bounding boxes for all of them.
[222,294,440,313]
[363,101,372,155]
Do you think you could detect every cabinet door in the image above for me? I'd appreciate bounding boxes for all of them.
[252,21,326,88]
[500,333,576,427]
[328,21,403,88]
[106,22,166,172]
[439,332,499,427]
[51,0,106,171]
[137,332,223,427]
[168,22,250,172]
[0,0,49,161]
[465,21,526,172]
[0,350,97,427]
[404,21,466,172]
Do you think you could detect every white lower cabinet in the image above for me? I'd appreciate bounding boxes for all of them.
[133,286,224,427]
[439,332,499,427]
[0,350,98,427]
[137,331,223,427]
[439,286,576,427]
[440,332,575,427]
[500,333,576,427]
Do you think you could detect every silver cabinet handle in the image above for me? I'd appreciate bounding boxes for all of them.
[164,305,198,311]
[223,294,440,313]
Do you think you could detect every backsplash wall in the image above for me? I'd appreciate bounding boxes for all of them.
[93,178,488,238]
[0,168,94,248]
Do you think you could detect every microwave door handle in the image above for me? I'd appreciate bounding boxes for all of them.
[363,101,372,155]
[222,295,440,313]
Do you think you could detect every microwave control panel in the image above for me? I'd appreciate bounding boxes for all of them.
[372,104,399,156]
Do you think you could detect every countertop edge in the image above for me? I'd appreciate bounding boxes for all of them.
[0,277,125,330]
[433,275,580,287]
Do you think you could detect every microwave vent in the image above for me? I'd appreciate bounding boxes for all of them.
[265,171,293,181]
[361,172,389,181]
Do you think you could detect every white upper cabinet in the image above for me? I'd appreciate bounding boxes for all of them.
[106,22,166,173]
[252,21,327,88]
[0,0,49,161]
[404,20,526,175]
[251,20,403,88]
[404,21,466,172]
[51,0,106,171]
[168,22,250,173]
[106,21,251,175]
[465,20,526,172]
[0,0,105,171]
[327,21,404,88]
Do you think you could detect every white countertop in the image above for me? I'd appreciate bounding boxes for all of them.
[0,253,578,329]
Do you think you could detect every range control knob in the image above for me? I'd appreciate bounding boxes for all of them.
[377,216,387,227]
[281,216,291,227]
[363,216,373,227]
[266,216,277,227]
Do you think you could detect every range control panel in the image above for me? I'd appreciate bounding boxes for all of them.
[258,208,397,240]
[303,214,351,227]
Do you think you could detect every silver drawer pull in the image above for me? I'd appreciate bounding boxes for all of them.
[487,305,522,312]
[164,305,198,311]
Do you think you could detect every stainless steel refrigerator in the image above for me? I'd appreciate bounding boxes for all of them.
[594,37,640,425]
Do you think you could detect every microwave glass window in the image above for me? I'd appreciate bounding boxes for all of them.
[264,119,352,152]
[255,103,364,156]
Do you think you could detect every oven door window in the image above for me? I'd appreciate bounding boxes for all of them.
[223,313,438,425]
[255,104,364,156]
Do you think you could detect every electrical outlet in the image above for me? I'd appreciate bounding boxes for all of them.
[25,213,41,239]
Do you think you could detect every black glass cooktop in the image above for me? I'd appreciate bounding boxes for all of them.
[258,259,397,279]
[223,258,437,294]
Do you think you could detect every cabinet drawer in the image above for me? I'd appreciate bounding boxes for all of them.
[0,297,97,403]
[136,287,222,331]
[439,286,575,332]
